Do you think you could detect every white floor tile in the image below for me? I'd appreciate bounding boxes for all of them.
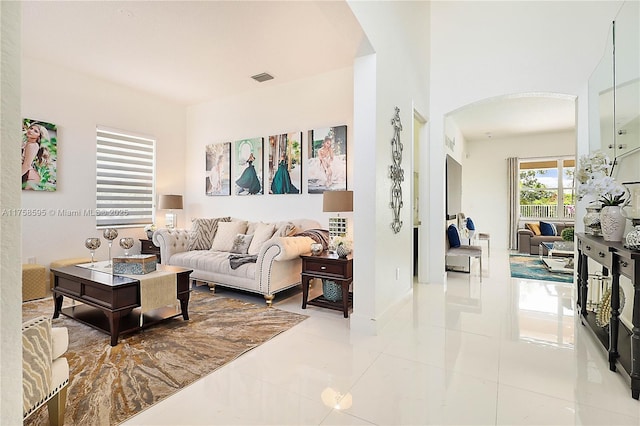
[123,248,640,425]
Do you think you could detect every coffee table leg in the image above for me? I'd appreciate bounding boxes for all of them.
[179,295,190,320]
[108,313,121,346]
[53,293,63,319]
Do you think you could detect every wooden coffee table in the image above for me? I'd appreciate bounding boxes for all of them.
[51,264,192,346]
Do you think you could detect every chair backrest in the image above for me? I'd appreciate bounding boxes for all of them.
[23,316,53,418]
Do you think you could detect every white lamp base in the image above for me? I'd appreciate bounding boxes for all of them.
[166,212,176,229]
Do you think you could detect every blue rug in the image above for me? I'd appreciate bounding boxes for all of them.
[509,254,574,283]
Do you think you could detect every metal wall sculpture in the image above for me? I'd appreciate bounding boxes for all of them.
[389,107,404,233]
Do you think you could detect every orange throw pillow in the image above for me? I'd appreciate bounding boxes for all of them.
[525,222,541,236]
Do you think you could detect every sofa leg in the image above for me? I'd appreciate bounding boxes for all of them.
[47,384,67,426]
[264,294,274,307]
[207,283,216,293]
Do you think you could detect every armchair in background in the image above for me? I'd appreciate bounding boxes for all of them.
[446,223,483,282]
[23,316,69,426]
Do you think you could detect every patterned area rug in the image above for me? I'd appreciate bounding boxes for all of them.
[23,290,307,425]
[509,254,574,283]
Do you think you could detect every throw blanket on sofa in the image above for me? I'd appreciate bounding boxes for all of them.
[229,254,258,270]
[293,228,330,249]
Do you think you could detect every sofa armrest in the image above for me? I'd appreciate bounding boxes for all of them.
[517,229,534,237]
[153,229,190,264]
[517,229,534,253]
[261,236,315,261]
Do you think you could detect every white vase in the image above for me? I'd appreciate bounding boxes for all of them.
[600,205,625,242]
[583,206,602,236]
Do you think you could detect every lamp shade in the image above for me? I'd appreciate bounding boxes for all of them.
[323,190,353,212]
[158,194,183,210]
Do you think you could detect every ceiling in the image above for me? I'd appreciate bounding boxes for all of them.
[22,1,575,139]
[22,1,366,105]
[448,94,577,141]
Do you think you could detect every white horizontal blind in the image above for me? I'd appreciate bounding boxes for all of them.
[96,127,155,228]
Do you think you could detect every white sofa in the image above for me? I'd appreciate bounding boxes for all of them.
[153,218,323,305]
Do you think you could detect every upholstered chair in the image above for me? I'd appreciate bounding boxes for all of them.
[22,316,69,426]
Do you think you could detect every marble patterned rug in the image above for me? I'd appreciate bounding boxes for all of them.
[22,290,307,425]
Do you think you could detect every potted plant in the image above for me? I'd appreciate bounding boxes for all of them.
[560,227,574,242]
[144,224,156,240]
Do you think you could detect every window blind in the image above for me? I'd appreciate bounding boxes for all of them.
[96,127,155,228]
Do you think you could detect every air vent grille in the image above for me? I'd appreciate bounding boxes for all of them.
[251,73,274,83]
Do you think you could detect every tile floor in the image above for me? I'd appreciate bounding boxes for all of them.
[123,249,640,425]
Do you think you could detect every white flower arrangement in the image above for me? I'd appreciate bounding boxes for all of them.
[331,236,352,250]
[143,223,157,232]
[576,151,626,206]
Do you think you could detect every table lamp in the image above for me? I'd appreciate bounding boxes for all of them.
[323,190,353,238]
[159,194,183,229]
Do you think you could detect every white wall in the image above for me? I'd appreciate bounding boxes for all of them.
[21,59,186,274]
[428,0,624,283]
[348,1,430,333]
[184,67,353,227]
[1,1,23,423]
[463,130,576,249]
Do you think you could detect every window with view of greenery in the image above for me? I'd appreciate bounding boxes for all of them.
[519,158,575,219]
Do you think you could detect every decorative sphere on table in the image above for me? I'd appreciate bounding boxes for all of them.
[103,228,118,241]
[119,237,135,256]
[85,237,101,263]
[336,245,351,258]
[310,243,323,256]
[103,228,118,267]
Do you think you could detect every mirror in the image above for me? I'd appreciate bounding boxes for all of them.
[588,1,640,164]
[588,21,615,158]
[613,0,640,160]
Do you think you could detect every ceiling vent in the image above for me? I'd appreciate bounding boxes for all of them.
[251,73,274,83]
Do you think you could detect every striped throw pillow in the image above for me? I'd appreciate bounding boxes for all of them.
[187,217,231,250]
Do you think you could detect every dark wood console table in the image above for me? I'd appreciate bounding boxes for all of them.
[301,252,353,318]
[52,264,191,346]
[576,233,639,399]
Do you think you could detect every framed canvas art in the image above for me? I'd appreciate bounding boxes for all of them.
[268,132,301,195]
[205,142,231,196]
[234,138,263,195]
[307,125,347,193]
[22,118,57,191]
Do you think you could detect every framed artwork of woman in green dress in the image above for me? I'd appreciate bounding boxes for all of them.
[234,138,263,195]
[268,132,301,195]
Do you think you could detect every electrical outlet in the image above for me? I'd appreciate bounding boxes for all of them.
[396,267,400,280]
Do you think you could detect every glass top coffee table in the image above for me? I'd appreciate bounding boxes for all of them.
[539,242,574,274]
[539,241,574,259]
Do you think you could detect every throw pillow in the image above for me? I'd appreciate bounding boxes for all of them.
[447,224,461,248]
[230,233,254,254]
[187,217,231,250]
[248,222,276,255]
[210,221,248,252]
[540,221,557,236]
[525,222,541,236]
[275,221,298,237]
[466,217,476,231]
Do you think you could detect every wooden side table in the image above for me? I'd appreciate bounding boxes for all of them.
[139,239,161,263]
[301,252,353,318]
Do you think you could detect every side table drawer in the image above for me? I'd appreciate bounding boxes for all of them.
[140,239,158,252]
[140,239,161,263]
[303,259,346,277]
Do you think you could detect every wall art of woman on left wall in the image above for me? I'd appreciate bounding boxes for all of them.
[21,118,57,191]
